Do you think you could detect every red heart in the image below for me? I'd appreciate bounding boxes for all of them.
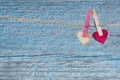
[93,29,108,44]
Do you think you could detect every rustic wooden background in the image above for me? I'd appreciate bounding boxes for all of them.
[0,0,120,80]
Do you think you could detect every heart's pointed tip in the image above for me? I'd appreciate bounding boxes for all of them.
[100,41,105,44]
[81,43,87,45]
[99,38,107,44]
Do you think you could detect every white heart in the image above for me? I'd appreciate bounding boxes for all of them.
[77,31,92,44]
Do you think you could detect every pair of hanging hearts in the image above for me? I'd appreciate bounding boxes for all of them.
[77,10,108,44]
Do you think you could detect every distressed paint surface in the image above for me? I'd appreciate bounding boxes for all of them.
[0,0,120,80]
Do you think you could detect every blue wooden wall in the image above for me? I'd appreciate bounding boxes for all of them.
[0,0,120,80]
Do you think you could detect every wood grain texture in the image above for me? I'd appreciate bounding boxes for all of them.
[0,0,120,80]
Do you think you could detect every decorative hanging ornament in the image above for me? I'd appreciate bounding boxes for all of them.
[77,10,92,44]
[92,10,108,44]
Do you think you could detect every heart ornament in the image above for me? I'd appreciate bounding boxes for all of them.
[92,10,108,44]
[77,31,92,44]
[77,10,93,44]
[93,29,108,44]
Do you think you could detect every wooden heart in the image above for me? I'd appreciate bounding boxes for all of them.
[93,29,108,44]
[77,31,92,44]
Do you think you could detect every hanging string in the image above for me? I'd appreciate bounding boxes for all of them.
[0,16,120,27]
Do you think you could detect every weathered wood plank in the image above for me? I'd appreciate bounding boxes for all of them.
[0,0,120,80]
